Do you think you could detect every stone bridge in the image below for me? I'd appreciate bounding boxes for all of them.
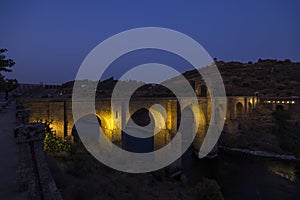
[19,96,258,156]
[260,97,299,111]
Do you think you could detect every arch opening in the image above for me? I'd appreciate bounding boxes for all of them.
[248,102,252,113]
[123,108,157,153]
[236,102,244,119]
[71,114,111,145]
[200,85,207,97]
[178,105,206,151]
[276,105,284,111]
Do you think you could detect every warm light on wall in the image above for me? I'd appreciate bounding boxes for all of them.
[49,123,54,130]
[47,121,64,137]
[264,99,296,104]
[98,113,113,130]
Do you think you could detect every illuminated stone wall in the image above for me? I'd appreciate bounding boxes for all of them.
[20,96,258,152]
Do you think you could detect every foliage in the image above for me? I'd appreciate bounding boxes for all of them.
[37,119,71,153]
[272,109,291,124]
[195,178,224,200]
[4,78,18,92]
[272,110,300,157]
[277,125,300,157]
[0,49,15,72]
[0,49,19,96]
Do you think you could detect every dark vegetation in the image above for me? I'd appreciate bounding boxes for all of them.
[47,133,224,200]
[272,109,300,157]
[0,48,18,100]
[216,59,300,96]
[37,119,71,153]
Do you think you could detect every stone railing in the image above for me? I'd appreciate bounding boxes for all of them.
[15,113,62,199]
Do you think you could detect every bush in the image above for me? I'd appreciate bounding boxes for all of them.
[195,178,224,200]
[44,130,71,153]
[272,110,291,122]
[279,127,300,157]
[37,119,70,153]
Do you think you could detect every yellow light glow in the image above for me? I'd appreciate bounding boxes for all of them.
[267,100,271,103]
[48,123,54,129]
[282,101,285,104]
[291,101,295,104]
[277,101,280,103]
[287,101,290,104]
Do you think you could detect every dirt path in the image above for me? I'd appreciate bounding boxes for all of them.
[0,101,25,199]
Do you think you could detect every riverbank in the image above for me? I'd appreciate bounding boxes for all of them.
[182,148,300,200]
[220,105,300,160]
[219,146,300,162]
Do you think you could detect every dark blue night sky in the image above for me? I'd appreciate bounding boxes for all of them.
[1,0,299,84]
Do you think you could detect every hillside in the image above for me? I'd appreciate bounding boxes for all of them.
[54,59,300,98]
[216,59,300,96]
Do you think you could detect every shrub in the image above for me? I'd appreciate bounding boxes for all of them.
[37,119,70,153]
[44,130,71,153]
[272,110,291,122]
[195,178,224,200]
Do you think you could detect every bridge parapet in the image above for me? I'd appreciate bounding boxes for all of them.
[260,97,299,111]
[261,97,298,104]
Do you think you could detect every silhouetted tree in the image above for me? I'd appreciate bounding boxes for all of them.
[0,49,18,100]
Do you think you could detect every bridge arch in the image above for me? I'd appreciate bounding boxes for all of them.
[179,104,206,151]
[214,103,226,125]
[236,102,244,119]
[71,113,112,144]
[248,102,252,113]
[276,104,284,110]
[123,108,158,153]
